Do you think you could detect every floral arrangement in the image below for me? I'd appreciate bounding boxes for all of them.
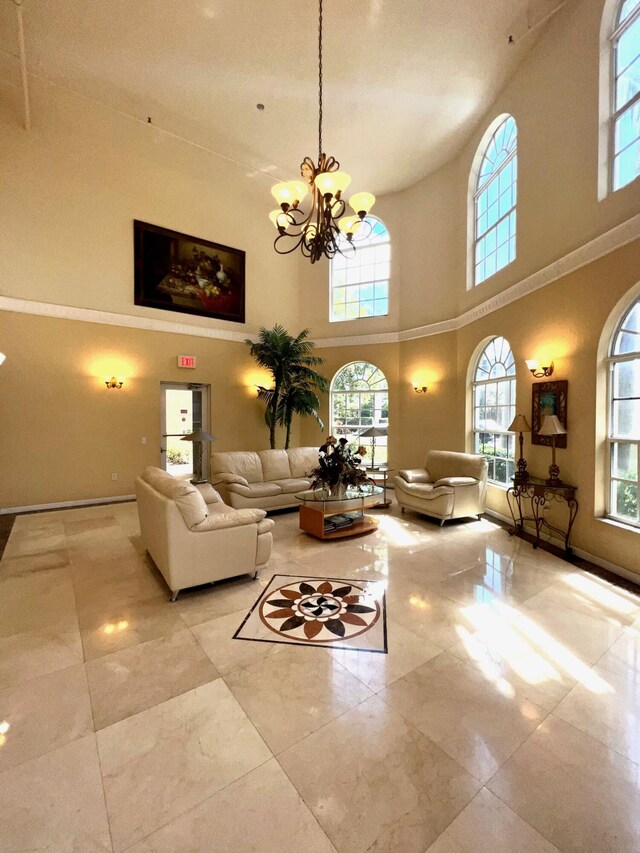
[310,437,371,495]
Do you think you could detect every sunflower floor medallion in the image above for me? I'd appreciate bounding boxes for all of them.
[233,574,388,654]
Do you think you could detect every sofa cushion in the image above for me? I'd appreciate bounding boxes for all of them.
[258,450,292,482]
[227,481,282,498]
[194,483,221,504]
[174,489,209,529]
[211,472,250,487]
[434,476,478,488]
[287,447,318,479]
[401,482,454,500]
[274,478,311,494]
[211,451,263,484]
[191,507,267,532]
[397,468,431,484]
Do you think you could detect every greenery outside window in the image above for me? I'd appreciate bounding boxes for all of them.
[472,337,516,485]
[608,296,640,526]
[330,362,388,465]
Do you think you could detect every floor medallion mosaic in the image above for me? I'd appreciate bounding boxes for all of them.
[233,574,388,653]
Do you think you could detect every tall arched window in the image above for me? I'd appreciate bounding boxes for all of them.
[330,362,388,465]
[472,337,516,485]
[611,0,640,190]
[608,296,640,526]
[472,116,517,286]
[330,217,390,322]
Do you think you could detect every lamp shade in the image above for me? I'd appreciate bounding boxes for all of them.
[508,414,532,433]
[180,429,217,443]
[359,426,388,438]
[538,415,566,436]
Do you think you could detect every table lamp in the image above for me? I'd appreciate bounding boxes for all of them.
[180,429,217,484]
[508,414,531,483]
[538,415,567,486]
[358,426,387,470]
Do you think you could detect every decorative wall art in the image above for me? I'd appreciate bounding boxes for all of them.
[134,220,245,323]
[531,379,568,448]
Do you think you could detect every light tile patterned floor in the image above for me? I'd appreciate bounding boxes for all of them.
[1,499,640,851]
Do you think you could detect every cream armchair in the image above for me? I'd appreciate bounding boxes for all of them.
[393,450,488,524]
[136,467,274,601]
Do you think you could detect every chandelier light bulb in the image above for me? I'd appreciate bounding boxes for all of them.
[269,209,287,229]
[338,215,363,238]
[289,180,309,205]
[271,182,296,206]
[349,191,376,217]
[314,170,351,198]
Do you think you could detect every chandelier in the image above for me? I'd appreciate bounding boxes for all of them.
[268,0,376,264]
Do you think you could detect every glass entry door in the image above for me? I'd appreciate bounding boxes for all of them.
[160,383,210,479]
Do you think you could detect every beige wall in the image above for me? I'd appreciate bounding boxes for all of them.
[0,78,299,333]
[298,0,640,334]
[301,238,640,577]
[0,312,293,509]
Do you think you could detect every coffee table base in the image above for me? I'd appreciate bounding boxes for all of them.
[298,505,378,540]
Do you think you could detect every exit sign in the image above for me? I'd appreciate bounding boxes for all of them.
[178,355,196,369]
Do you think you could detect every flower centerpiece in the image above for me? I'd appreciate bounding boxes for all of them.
[310,437,371,497]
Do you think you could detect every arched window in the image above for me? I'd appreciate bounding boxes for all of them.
[608,296,640,526]
[330,217,390,322]
[330,362,388,466]
[472,116,517,286]
[611,0,640,190]
[472,337,516,485]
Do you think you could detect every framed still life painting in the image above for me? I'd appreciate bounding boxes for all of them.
[134,220,245,323]
[531,380,568,447]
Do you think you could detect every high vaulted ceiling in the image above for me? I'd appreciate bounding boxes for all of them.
[0,0,563,193]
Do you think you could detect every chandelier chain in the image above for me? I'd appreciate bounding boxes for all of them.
[318,0,323,163]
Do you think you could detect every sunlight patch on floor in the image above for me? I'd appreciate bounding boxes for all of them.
[460,600,613,695]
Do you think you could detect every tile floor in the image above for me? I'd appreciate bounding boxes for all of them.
[1,500,640,852]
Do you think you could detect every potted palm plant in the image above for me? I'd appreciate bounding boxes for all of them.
[245,325,328,449]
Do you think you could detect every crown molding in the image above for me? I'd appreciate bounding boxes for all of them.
[2,213,639,347]
[0,296,255,343]
[316,211,640,348]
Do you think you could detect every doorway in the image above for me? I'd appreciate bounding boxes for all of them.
[160,383,210,479]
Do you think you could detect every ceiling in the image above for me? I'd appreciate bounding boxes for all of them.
[0,0,563,194]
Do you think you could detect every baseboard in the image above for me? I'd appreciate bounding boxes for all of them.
[484,509,640,586]
[0,494,136,515]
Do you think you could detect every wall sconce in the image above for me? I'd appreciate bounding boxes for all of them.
[525,359,554,378]
[412,383,428,394]
[105,376,125,389]
[0,352,6,366]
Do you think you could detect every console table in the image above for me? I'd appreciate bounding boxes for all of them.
[506,476,578,557]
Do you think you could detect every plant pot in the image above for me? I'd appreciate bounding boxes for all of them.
[330,482,348,499]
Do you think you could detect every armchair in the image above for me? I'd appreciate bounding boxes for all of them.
[136,467,274,601]
[393,450,488,524]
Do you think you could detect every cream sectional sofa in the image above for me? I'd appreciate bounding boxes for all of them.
[136,466,274,600]
[393,450,488,524]
[210,447,319,510]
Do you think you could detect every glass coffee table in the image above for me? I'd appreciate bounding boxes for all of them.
[295,485,384,540]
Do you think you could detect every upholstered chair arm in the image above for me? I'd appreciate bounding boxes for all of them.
[211,472,250,487]
[396,468,431,484]
[194,483,223,504]
[190,507,267,532]
[433,477,479,488]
